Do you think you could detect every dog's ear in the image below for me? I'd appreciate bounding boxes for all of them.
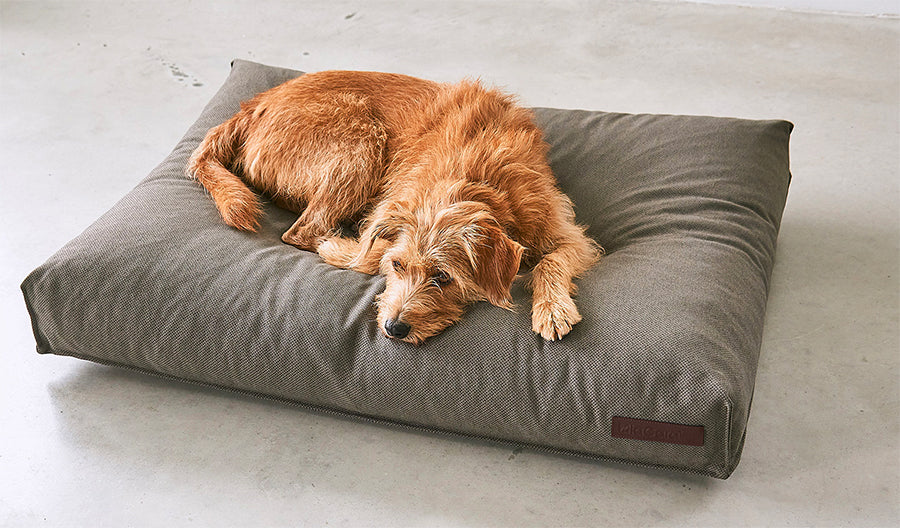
[355,206,408,261]
[471,224,524,309]
[368,214,404,243]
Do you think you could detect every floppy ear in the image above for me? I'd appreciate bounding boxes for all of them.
[354,205,407,261]
[472,224,524,309]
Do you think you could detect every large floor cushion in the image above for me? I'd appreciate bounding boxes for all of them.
[21,59,792,478]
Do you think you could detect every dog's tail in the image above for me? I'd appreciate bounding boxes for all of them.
[187,114,262,232]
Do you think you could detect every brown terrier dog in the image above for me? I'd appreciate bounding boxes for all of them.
[188,70,601,344]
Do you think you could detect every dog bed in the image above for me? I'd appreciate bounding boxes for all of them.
[21,59,792,478]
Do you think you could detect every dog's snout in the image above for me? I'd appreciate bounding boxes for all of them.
[384,318,411,339]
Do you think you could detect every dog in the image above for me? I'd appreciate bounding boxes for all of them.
[188,70,601,344]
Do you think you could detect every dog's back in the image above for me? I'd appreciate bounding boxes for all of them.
[187,70,442,232]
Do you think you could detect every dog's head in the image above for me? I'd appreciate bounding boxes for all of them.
[362,185,524,345]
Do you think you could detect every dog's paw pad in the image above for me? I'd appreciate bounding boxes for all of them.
[532,297,582,341]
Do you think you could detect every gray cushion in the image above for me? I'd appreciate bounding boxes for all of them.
[21,59,792,478]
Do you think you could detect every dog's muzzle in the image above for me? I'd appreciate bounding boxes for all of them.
[384,318,411,339]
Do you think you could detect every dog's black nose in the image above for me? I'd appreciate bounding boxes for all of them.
[384,318,411,339]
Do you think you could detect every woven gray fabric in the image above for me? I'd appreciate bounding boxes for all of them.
[21,59,792,478]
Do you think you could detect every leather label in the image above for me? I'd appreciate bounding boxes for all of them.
[612,416,705,446]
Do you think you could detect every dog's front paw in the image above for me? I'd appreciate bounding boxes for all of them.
[317,236,381,274]
[532,296,582,341]
[317,237,356,268]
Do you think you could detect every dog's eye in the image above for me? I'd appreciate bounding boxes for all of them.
[392,260,405,273]
[432,270,452,287]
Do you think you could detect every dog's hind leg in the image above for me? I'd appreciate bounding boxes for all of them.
[281,172,381,250]
[281,196,344,250]
[279,93,388,251]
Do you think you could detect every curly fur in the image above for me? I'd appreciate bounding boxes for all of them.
[188,70,601,344]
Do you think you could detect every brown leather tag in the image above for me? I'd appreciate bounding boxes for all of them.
[612,416,705,446]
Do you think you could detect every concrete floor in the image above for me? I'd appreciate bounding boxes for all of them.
[2,1,898,526]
